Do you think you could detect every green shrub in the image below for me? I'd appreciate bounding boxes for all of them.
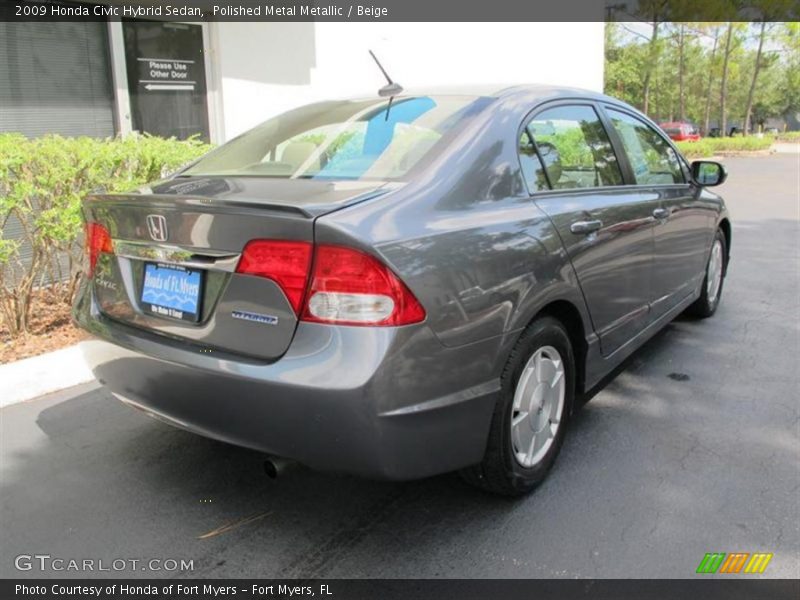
[0,133,211,337]
[772,131,800,143]
[675,136,774,158]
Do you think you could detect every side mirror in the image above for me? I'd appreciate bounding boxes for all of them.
[691,161,728,186]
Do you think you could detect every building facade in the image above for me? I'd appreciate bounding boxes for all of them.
[1,20,605,143]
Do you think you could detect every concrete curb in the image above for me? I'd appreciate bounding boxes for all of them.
[0,342,94,408]
[773,142,800,154]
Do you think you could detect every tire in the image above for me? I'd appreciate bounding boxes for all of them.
[687,228,727,318]
[461,316,575,496]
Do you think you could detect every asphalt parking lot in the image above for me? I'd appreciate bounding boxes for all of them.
[1,154,798,579]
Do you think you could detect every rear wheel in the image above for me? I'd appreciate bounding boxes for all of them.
[461,316,575,496]
[687,229,727,318]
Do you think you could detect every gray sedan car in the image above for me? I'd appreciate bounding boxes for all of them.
[74,85,730,495]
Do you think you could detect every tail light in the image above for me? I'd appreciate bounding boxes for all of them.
[235,240,425,326]
[301,245,426,326]
[85,222,113,276]
[236,240,313,314]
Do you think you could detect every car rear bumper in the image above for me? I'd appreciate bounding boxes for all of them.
[74,290,502,480]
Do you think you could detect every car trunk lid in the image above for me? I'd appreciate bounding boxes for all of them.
[83,176,393,361]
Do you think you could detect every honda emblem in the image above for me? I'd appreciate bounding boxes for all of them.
[146,214,168,242]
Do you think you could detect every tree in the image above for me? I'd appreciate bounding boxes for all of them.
[742,0,793,134]
[777,22,800,118]
[676,24,688,121]
[636,0,671,115]
[604,18,792,133]
[719,23,735,136]
[703,26,722,135]
[604,23,647,108]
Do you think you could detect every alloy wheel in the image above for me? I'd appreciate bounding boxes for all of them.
[510,345,566,468]
[707,239,724,304]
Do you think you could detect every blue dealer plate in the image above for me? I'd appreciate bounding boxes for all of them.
[141,263,203,322]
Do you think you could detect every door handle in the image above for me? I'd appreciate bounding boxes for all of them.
[570,219,603,235]
[652,208,670,220]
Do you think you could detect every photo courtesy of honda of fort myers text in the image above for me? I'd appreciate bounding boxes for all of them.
[0,1,799,599]
[15,583,334,598]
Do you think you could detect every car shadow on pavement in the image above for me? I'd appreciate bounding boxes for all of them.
[1,299,794,579]
[2,315,795,579]
[2,375,519,578]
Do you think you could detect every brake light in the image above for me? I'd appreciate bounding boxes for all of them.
[301,245,426,326]
[235,240,313,314]
[85,222,113,276]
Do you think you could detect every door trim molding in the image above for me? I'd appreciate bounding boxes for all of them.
[107,21,132,137]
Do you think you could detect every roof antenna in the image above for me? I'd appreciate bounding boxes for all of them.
[369,50,403,121]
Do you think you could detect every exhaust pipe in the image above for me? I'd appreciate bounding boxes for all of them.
[263,456,296,479]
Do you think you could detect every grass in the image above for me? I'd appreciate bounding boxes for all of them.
[676,136,774,158]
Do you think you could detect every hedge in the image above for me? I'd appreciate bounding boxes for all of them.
[675,136,774,158]
[772,131,800,143]
[0,133,212,337]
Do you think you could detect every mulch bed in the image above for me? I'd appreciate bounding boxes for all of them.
[0,288,87,364]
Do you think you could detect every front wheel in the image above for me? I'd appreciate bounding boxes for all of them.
[687,229,727,318]
[460,316,575,496]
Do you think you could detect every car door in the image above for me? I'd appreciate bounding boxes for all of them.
[521,102,658,357]
[603,107,712,318]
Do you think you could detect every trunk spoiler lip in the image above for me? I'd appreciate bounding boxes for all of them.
[83,181,402,219]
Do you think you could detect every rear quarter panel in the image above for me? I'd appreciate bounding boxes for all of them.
[316,94,592,354]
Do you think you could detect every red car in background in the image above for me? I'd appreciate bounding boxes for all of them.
[659,121,701,142]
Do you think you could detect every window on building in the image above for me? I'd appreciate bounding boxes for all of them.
[0,20,115,138]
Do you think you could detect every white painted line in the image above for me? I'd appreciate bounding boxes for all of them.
[139,80,197,84]
[144,84,195,91]
[0,342,94,408]
[136,57,195,63]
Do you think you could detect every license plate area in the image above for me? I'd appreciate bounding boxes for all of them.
[140,262,204,323]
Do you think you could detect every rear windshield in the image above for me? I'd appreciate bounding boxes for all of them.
[182,96,488,181]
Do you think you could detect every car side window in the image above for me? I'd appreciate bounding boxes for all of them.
[606,108,685,185]
[518,129,549,192]
[526,105,623,190]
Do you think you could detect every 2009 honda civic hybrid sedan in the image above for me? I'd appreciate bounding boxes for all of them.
[74,85,731,495]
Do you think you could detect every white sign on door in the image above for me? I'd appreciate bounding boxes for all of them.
[137,57,196,91]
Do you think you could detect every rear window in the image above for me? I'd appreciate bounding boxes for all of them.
[182,96,488,181]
